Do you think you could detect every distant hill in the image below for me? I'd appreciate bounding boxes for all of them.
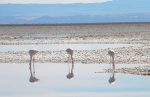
[0,13,150,24]
[0,2,150,24]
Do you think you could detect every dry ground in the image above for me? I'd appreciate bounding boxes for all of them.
[0,23,150,44]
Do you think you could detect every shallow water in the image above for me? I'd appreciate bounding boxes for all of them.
[0,44,140,52]
[0,63,150,97]
[17,34,75,39]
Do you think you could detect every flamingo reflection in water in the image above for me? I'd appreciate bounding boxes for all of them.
[108,69,116,84]
[66,48,74,79]
[108,49,116,84]
[29,49,40,83]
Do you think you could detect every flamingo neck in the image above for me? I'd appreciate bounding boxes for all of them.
[112,55,115,69]
[29,55,32,66]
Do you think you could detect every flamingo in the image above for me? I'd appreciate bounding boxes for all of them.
[66,48,73,59]
[29,49,39,67]
[108,49,115,69]
[28,49,40,83]
[66,48,74,79]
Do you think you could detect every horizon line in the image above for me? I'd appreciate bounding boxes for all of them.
[0,2,110,4]
[0,0,113,4]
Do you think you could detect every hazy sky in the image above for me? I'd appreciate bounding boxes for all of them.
[0,0,150,17]
[0,0,113,4]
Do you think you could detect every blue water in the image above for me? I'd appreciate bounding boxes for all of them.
[0,44,140,52]
[0,63,150,97]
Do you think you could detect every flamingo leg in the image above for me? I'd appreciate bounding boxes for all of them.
[110,56,111,64]
[29,56,32,70]
[33,57,35,76]
[112,56,115,69]
[68,56,70,73]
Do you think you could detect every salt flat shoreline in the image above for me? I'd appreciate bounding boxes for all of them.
[0,22,150,44]
[0,44,150,64]
[0,22,150,64]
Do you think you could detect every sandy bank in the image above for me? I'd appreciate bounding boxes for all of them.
[98,65,150,76]
[0,45,149,64]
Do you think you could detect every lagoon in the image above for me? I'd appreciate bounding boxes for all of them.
[0,63,150,97]
[0,44,140,52]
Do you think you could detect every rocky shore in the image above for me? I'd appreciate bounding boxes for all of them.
[0,45,149,64]
[0,23,150,64]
